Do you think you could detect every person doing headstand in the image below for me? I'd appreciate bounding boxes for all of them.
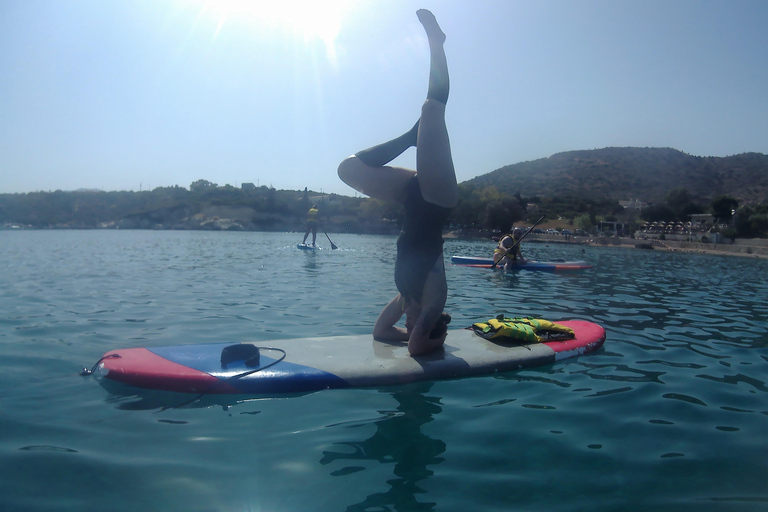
[338,9,457,356]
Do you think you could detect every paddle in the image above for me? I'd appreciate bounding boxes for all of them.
[324,230,338,250]
[491,216,545,269]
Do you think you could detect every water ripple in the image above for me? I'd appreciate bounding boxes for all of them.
[1,232,767,511]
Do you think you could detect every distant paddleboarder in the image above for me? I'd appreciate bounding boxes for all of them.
[338,9,456,356]
[302,204,319,246]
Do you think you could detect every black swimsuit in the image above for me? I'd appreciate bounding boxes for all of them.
[394,176,451,303]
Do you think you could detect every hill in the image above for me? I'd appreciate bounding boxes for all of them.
[2,147,766,235]
[463,147,768,205]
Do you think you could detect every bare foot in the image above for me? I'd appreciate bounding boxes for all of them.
[417,9,445,44]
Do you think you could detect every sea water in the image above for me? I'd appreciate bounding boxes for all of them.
[0,230,766,512]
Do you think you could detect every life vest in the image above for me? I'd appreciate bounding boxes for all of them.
[471,315,574,344]
[306,207,319,224]
[494,235,519,260]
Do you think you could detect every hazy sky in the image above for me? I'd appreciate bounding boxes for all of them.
[1,0,766,196]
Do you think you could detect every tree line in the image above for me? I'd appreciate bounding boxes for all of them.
[1,181,766,238]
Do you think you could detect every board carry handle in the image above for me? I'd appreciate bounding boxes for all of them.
[220,344,260,368]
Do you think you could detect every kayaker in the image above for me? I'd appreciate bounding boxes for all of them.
[337,9,456,356]
[493,228,528,269]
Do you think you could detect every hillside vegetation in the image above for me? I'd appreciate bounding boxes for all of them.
[466,147,768,205]
[2,148,767,237]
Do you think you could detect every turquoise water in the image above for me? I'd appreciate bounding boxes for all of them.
[1,230,767,512]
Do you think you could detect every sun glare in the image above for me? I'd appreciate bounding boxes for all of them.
[185,0,354,62]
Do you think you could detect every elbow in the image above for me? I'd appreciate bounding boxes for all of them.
[407,332,446,357]
[372,323,386,341]
[408,344,428,357]
[408,341,442,357]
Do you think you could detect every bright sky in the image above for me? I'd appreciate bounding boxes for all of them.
[1,0,766,195]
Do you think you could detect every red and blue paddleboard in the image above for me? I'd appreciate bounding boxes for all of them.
[97,320,606,395]
[451,255,593,271]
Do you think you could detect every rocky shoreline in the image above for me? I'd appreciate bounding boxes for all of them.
[446,231,768,259]
[530,235,768,259]
[620,239,768,259]
[4,219,766,259]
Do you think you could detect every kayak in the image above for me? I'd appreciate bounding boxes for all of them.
[450,255,592,271]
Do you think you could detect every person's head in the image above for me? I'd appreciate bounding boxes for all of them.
[312,204,318,209]
[429,312,451,339]
[513,227,525,239]
[403,297,450,339]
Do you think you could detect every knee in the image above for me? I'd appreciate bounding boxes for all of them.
[337,155,361,187]
[421,98,446,118]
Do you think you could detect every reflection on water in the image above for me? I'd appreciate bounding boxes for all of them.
[320,382,445,512]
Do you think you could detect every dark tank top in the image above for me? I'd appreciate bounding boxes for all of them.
[394,176,451,303]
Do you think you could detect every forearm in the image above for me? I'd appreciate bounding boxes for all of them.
[374,324,409,342]
[373,295,409,341]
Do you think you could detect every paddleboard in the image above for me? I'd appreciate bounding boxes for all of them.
[451,255,592,271]
[297,243,320,251]
[97,320,605,395]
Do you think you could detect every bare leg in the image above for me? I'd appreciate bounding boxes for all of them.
[417,9,448,105]
[414,10,457,208]
[417,100,456,208]
[337,157,415,204]
[336,123,417,205]
[337,119,420,203]
[356,120,419,168]
[338,11,456,208]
